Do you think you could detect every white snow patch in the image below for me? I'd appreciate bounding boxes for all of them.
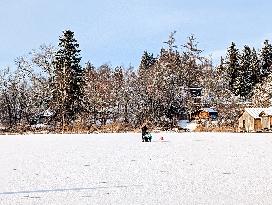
[1,132,272,204]
[178,120,198,131]
[31,124,48,129]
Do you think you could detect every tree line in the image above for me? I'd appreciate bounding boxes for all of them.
[224,41,272,101]
[0,30,271,132]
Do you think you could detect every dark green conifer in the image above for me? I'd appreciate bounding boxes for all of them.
[240,45,252,99]
[226,42,240,96]
[52,30,84,126]
[260,40,272,79]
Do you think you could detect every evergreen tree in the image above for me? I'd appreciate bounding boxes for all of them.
[139,51,156,74]
[52,30,84,127]
[250,47,261,87]
[137,51,156,123]
[240,45,252,99]
[226,42,241,96]
[260,40,272,79]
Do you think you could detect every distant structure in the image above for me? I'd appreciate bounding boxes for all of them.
[191,108,218,122]
[30,110,53,127]
[188,87,203,105]
[238,107,272,132]
[188,86,217,117]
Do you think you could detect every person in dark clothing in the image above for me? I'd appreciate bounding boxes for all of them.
[141,125,148,142]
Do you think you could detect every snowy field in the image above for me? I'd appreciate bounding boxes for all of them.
[1,132,272,205]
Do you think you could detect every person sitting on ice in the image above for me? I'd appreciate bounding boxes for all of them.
[141,124,152,142]
[141,124,148,142]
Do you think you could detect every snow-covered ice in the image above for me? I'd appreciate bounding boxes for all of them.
[1,132,272,204]
[178,120,198,131]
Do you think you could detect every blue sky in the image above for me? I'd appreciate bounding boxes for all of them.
[0,0,272,69]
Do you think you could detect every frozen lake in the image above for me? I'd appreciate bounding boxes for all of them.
[1,132,272,204]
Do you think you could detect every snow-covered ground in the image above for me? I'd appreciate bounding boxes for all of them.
[178,120,198,131]
[1,132,272,205]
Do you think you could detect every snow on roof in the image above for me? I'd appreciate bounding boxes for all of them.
[245,107,272,118]
[43,109,53,117]
[262,108,272,116]
[201,108,217,113]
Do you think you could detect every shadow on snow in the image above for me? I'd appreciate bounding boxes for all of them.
[0,184,143,195]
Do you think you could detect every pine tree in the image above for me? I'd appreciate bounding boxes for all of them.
[139,51,156,74]
[250,47,261,87]
[137,51,156,123]
[260,40,272,79]
[240,45,252,99]
[52,30,84,128]
[226,42,241,96]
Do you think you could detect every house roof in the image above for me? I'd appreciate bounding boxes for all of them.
[245,107,272,118]
[192,107,217,114]
[201,108,217,113]
[260,109,272,116]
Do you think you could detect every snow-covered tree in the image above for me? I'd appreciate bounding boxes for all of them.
[250,47,261,85]
[260,40,272,79]
[144,31,184,127]
[137,51,157,124]
[240,46,253,99]
[225,42,241,96]
[0,45,55,130]
[181,34,203,87]
[251,74,272,107]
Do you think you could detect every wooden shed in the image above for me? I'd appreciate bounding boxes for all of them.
[238,108,272,132]
[191,108,218,121]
